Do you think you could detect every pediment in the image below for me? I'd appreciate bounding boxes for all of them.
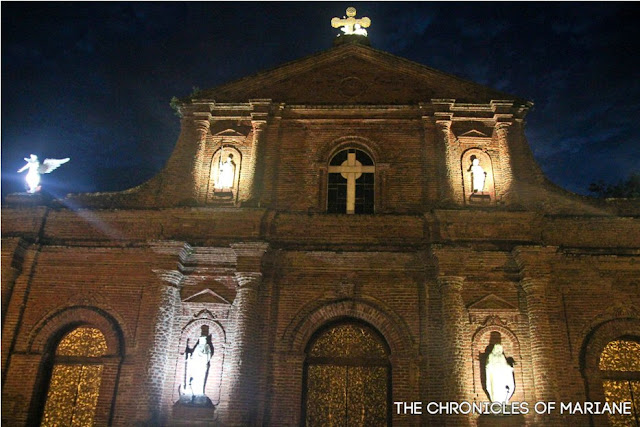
[183,288,231,305]
[468,294,518,311]
[196,44,525,105]
[452,121,494,139]
[459,129,489,138]
[213,128,246,138]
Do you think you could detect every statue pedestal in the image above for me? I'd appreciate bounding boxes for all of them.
[210,189,235,206]
[469,193,491,205]
[212,189,233,199]
[171,399,217,426]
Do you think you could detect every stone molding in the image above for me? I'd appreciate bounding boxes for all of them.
[437,275,465,292]
[234,272,263,290]
[152,269,184,288]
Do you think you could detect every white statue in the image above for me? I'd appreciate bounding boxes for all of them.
[216,154,236,189]
[185,336,213,398]
[485,344,515,403]
[470,158,487,193]
[17,154,70,194]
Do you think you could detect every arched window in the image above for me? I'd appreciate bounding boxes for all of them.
[328,149,375,214]
[599,338,640,426]
[303,320,390,426]
[40,327,108,426]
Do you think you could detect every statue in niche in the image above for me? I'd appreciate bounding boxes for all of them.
[215,153,236,190]
[179,326,214,406]
[469,157,487,193]
[485,343,515,404]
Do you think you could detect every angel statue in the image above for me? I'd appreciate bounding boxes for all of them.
[17,154,70,193]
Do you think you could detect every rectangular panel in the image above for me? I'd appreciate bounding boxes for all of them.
[306,365,347,426]
[346,366,387,427]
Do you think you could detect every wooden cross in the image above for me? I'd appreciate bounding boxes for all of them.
[328,151,375,214]
[331,7,371,35]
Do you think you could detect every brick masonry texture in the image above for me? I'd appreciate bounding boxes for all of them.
[2,42,640,426]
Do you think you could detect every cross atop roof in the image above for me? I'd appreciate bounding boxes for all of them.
[331,7,371,37]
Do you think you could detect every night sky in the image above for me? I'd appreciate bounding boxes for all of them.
[3,2,639,200]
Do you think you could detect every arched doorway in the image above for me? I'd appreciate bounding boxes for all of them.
[302,319,390,426]
[599,337,640,426]
[40,326,109,426]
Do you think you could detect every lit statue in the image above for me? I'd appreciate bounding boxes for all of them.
[17,154,70,193]
[470,158,487,193]
[331,7,371,36]
[216,154,236,189]
[184,335,214,401]
[485,344,515,403]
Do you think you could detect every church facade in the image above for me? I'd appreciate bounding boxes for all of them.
[2,28,640,427]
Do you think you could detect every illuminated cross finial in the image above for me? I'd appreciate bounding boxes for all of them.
[331,7,371,36]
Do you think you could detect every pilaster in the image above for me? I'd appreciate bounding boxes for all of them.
[494,121,515,203]
[514,246,562,424]
[138,272,183,424]
[224,242,269,425]
[519,277,559,402]
[244,100,271,206]
[435,116,459,205]
[438,276,471,426]
[192,118,212,203]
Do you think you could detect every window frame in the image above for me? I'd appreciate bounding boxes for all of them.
[326,148,376,215]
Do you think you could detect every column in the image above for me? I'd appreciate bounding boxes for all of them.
[139,276,182,424]
[225,242,269,425]
[191,118,212,203]
[244,120,267,205]
[520,278,558,403]
[438,276,471,425]
[244,100,270,205]
[494,122,515,202]
[513,246,560,406]
[225,272,262,425]
[435,118,459,205]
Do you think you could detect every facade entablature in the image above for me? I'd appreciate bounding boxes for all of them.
[187,99,530,124]
[426,98,530,121]
[281,104,420,120]
[178,102,215,118]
